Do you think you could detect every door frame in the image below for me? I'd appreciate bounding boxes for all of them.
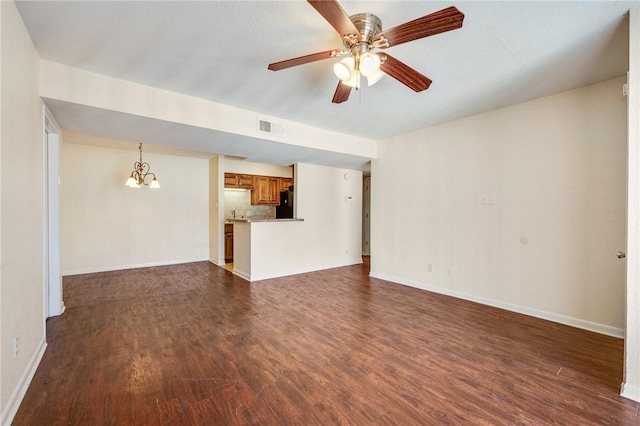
[44,106,64,318]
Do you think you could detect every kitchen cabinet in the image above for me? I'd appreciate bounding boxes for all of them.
[251,176,280,205]
[224,223,234,262]
[224,173,254,189]
[279,178,293,191]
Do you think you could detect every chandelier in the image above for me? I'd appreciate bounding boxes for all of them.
[125,143,160,188]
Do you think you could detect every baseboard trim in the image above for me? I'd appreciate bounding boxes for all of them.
[48,302,66,318]
[621,382,640,402]
[369,271,624,339]
[2,337,47,426]
[62,258,209,276]
[232,269,251,281]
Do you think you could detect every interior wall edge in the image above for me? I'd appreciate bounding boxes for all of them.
[369,271,625,339]
[620,383,640,402]
[622,2,640,402]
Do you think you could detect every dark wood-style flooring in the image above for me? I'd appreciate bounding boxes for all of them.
[14,260,640,424]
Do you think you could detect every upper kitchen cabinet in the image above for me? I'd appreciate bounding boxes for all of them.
[225,173,254,189]
[252,176,280,205]
[279,178,293,191]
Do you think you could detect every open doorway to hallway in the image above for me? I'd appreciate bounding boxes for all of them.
[362,175,371,257]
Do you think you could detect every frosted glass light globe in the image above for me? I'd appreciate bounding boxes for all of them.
[359,53,381,77]
[333,57,355,81]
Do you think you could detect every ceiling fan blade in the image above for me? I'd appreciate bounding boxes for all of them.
[332,81,352,103]
[268,49,340,71]
[373,6,464,48]
[380,54,432,92]
[308,0,361,39]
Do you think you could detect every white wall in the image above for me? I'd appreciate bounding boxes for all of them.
[233,163,362,281]
[295,163,363,269]
[372,77,628,337]
[0,1,47,423]
[61,142,209,274]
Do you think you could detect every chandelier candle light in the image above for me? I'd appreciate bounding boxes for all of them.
[125,143,160,188]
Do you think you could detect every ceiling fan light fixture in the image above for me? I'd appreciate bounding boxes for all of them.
[367,69,385,86]
[359,52,381,77]
[342,71,360,88]
[333,56,355,81]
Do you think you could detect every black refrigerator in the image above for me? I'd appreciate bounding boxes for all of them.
[276,186,294,219]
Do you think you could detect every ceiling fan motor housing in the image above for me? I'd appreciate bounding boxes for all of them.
[349,13,382,43]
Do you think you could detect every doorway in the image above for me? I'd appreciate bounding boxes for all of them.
[362,176,371,256]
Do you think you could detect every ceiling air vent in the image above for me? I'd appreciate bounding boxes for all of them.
[257,118,285,137]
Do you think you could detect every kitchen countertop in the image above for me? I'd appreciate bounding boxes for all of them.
[226,218,304,223]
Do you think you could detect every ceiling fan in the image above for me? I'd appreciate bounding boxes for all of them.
[268,0,465,104]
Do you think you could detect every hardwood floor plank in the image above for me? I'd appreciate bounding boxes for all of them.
[12,261,639,425]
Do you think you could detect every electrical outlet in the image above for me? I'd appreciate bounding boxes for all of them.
[427,264,433,273]
[148,247,153,254]
[488,195,496,205]
[13,336,19,358]
[481,195,488,205]
[448,266,455,277]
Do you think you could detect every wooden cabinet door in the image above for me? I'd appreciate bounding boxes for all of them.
[224,173,238,188]
[224,224,233,262]
[279,178,293,191]
[251,176,280,205]
[237,174,254,189]
[224,173,254,189]
[268,177,280,204]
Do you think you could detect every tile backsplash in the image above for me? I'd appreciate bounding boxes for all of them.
[224,189,275,220]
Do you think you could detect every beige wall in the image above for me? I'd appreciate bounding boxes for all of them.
[0,1,46,423]
[60,142,209,274]
[371,76,628,337]
[292,163,363,271]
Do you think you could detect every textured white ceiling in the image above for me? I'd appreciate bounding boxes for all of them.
[16,1,631,164]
